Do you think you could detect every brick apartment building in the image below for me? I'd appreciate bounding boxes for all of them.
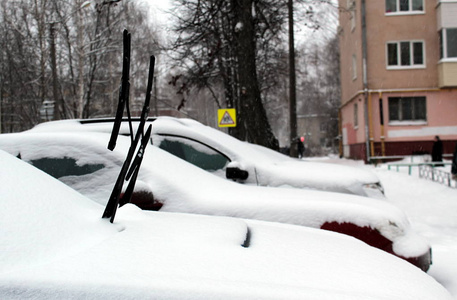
[338,0,457,162]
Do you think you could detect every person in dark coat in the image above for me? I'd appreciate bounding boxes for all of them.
[452,143,457,180]
[431,135,444,167]
[297,137,305,158]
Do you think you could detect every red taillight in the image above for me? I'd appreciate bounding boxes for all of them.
[320,221,431,272]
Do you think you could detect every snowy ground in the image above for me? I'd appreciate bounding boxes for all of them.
[309,156,457,298]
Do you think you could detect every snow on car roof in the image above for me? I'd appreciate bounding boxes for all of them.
[151,117,381,188]
[0,150,452,299]
[28,117,381,191]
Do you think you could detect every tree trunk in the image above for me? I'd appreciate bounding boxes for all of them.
[232,0,279,150]
[288,0,298,157]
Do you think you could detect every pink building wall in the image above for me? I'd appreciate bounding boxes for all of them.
[338,0,457,161]
[374,91,457,142]
[365,0,440,89]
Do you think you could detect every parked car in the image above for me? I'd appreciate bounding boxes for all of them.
[0,150,451,299]
[29,117,385,199]
[0,129,431,270]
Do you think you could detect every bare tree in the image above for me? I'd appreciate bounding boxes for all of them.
[168,0,289,150]
[0,0,161,132]
[0,0,48,132]
[296,34,340,154]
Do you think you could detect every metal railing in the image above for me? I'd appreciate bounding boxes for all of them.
[419,164,456,188]
[370,154,453,165]
[387,161,456,188]
[387,161,451,175]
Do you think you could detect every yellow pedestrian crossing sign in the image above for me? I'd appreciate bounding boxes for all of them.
[218,108,236,127]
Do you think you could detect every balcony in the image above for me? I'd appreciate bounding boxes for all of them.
[438,61,457,88]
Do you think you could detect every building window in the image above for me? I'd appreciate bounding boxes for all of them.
[387,41,425,68]
[440,28,457,59]
[352,54,357,79]
[320,137,327,147]
[354,103,358,128]
[388,96,426,122]
[385,0,423,13]
[348,0,356,31]
[320,122,327,132]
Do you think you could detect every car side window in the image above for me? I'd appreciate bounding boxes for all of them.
[157,137,230,171]
[30,157,104,179]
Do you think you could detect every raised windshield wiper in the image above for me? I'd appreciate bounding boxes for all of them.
[108,29,131,150]
[102,29,155,223]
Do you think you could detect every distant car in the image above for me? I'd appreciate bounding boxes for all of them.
[0,130,431,271]
[29,117,385,199]
[0,150,452,299]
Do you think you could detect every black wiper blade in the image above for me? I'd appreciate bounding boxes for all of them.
[108,29,131,151]
[126,124,152,181]
[104,124,152,222]
[101,153,130,220]
[102,29,156,223]
[119,124,152,209]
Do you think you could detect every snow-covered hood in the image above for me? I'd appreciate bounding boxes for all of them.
[253,160,381,195]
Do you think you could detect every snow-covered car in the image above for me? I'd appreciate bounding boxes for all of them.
[29,117,385,198]
[0,150,452,299]
[0,130,432,271]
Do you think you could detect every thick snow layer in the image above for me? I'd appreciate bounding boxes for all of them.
[152,117,382,196]
[377,166,457,298]
[29,118,384,197]
[308,155,457,298]
[0,150,118,274]
[0,131,430,259]
[141,146,428,257]
[0,150,452,299]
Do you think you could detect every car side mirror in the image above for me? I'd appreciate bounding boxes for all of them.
[226,167,249,181]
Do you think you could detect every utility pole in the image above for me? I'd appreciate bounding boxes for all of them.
[76,2,85,118]
[288,0,298,157]
[153,76,159,116]
[0,82,2,133]
[49,22,60,120]
[0,71,2,132]
[361,0,371,163]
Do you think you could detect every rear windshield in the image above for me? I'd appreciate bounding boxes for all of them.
[30,157,104,179]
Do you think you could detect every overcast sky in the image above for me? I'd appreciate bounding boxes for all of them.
[140,0,338,46]
[142,0,172,26]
